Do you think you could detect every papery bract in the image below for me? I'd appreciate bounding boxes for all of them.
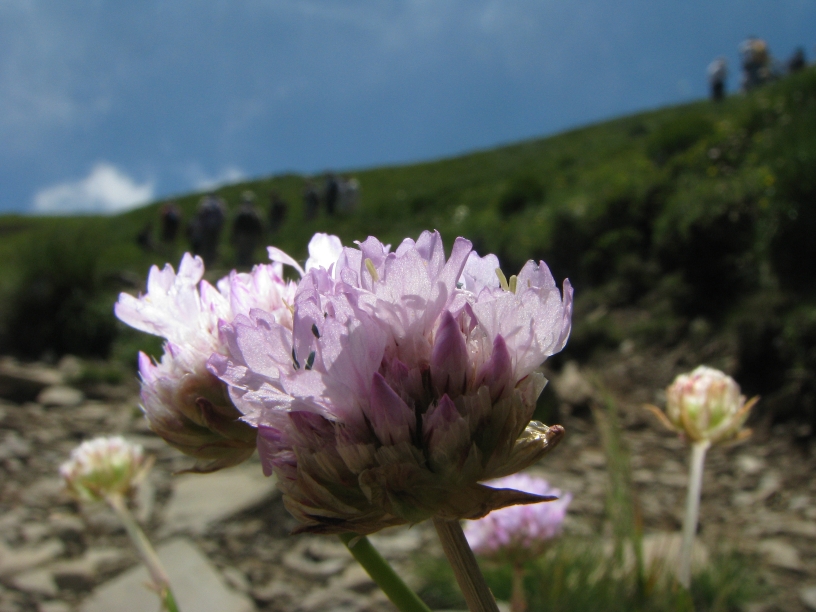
[115,249,300,472]
[464,474,571,561]
[212,230,573,534]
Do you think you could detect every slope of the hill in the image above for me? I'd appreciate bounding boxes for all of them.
[1,67,815,426]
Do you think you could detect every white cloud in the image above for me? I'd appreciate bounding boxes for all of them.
[32,163,154,214]
[186,165,246,191]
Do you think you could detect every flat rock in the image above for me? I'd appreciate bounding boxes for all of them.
[801,585,816,611]
[80,538,255,612]
[161,463,278,535]
[37,385,84,407]
[0,358,62,402]
[11,568,58,597]
[757,538,803,571]
[51,547,130,591]
[0,539,65,577]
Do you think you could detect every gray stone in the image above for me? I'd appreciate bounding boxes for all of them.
[368,528,422,558]
[283,538,349,578]
[221,566,251,593]
[801,585,816,611]
[0,431,31,460]
[39,602,72,612]
[0,539,65,577]
[552,361,595,406]
[21,477,68,508]
[161,463,278,535]
[298,586,366,612]
[52,547,130,591]
[11,568,58,596]
[80,538,255,612]
[757,538,803,571]
[37,385,84,407]
[0,358,62,402]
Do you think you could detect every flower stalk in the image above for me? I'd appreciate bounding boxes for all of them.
[108,493,179,612]
[433,518,500,612]
[510,562,526,612]
[339,533,431,612]
[678,439,710,589]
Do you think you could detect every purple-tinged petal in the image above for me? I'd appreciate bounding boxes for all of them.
[365,372,416,446]
[431,311,469,397]
[475,334,514,401]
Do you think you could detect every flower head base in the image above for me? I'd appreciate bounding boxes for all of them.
[212,231,572,534]
[115,250,299,472]
[464,474,571,562]
[61,436,149,503]
[648,366,758,445]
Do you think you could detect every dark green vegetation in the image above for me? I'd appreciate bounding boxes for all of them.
[2,68,816,426]
[416,545,759,612]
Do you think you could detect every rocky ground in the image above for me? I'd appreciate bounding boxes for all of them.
[0,353,814,612]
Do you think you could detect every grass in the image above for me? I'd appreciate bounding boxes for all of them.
[1,67,816,423]
[416,541,762,612]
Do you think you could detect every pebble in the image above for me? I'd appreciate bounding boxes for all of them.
[0,539,65,577]
[801,585,816,611]
[757,539,803,571]
[11,568,58,597]
[37,386,84,408]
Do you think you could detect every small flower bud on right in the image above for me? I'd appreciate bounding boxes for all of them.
[655,366,758,444]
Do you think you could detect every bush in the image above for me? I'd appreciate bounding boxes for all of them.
[1,224,118,359]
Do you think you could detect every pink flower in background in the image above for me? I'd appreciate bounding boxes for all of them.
[115,248,301,472]
[464,474,571,561]
[211,230,572,534]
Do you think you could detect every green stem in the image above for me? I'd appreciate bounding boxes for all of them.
[432,517,500,612]
[678,439,710,589]
[510,562,527,612]
[339,533,431,612]
[108,494,180,612]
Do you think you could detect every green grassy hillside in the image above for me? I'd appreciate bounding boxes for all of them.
[2,67,816,425]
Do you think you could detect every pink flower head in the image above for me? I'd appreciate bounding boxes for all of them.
[211,230,572,534]
[464,474,571,561]
[115,248,301,472]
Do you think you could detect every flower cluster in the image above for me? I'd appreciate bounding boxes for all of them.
[115,245,302,472]
[210,231,573,534]
[464,474,571,562]
[61,436,149,503]
[649,366,757,445]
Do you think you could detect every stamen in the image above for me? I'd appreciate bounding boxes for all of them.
[365,258,380,283]
[508,275,518,294]
[495,268,510,292]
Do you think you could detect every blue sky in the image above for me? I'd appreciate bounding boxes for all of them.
[1,1,814,215]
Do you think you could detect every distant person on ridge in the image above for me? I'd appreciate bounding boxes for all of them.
[788,47,806,73]
[303,182,320,221]
[231,191,264,268]
[159,202,181,243]
[740,36,772,91]
[193,192,226,266]
[324,173,339,216]
[268,190,288,234]
[707,57,728,102]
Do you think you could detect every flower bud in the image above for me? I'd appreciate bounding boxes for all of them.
[60,436,149,503]
[650,366,757,444]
